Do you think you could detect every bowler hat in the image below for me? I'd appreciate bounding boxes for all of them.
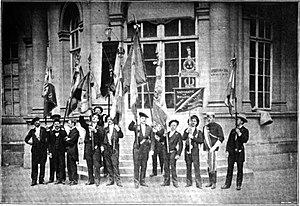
[189,115,200,127]
[205,112,215,117]
[237,113,248,123]
[51,114,61,120]
[139,112,149,118]
[169,119,179,127]
[94,106,103,113]
[31,117,40,125]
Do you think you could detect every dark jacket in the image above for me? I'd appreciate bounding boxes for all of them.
[203,122,224,151]
[65,127,80,161]
[182,127,204,154]
[24,126,48,163]
[48,128,67,155]
[159,129,183,156]
[226,126,249,162]
[103,125,124,151]
[128,121,154,151]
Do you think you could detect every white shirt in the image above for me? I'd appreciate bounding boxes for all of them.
[35,126,41,140]
[140,124,146,137]
[169,130,175,138]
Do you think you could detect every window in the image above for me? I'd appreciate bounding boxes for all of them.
[69,13,81,71]
[249,9,272,109]
[3,38,20,116]
[126,18,196,109]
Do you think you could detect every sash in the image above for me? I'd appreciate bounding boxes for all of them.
[204,126,212,149]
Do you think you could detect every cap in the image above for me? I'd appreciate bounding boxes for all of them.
[139,112,149,118]
[189,115,200,127]
[205,112,215,117]
[93,106,103,113]
[31,117,40,125]
[237,113,248,123]
[51,114,61,120]
[168,119,179,127]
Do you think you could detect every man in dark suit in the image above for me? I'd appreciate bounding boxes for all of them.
[102,115,124,187]
[150,133,164,177]
[48,118,67,184]
[79,113,104,186]
[221,113,249,190]
[182,115,204,189]
[65,118,80,185]
[203,112,225,189]
[25,117,48,186]
[158,120,183,188]
[128,112,155,188]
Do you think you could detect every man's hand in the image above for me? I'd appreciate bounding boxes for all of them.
[188,134,194,139]
[149,150,154,156]
[235,128,242,136]
[94,145,98,150]
[114,125,120,131]
[28,140,33,145]
[46,126,50,132]
[49,153,52,158]
[100,146,104,152]
[175,155,180,160]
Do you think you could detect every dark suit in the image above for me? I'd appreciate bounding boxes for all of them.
[224,126,249,187]
[128,121,154,186]
[48,128,67,182]
[24,126,48,183]
[79,116,104,184]
[103,125,124,184]
[159,129,183,186]
[152,137,164,175]
[65,127,79,182]
[182,128,204,187]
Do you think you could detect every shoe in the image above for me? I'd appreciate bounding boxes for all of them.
[46,180,54,184]
[205,183,212,187]
[69,181,77,186]
[173,184,179,188]
[211,184,216,189]
[161,183,170,186]
[236,186,241,190]
[31,182,37,186]
[140,183,149,187]
[104,173,108,178]
[221,185,230,189]
[196,185,202,189]
[117,183,123,187]
[96,183,100,187]
[85,181,94,185]
[54,181,63,184]
[106,182,114,186]
[39,181,45,184]
[185,184,192,187]
[150,173,157,177]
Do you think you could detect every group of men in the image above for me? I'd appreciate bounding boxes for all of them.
[25,109,249,191]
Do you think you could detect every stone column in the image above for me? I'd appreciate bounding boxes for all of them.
[31,4,47,114]
[209,3,231,106]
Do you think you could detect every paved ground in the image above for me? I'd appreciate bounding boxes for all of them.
[0,165,298,205]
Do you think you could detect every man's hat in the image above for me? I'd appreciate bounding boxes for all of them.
[189,115,200,127]
[93,106,103,113]
[169,119,179,127]
[205,112,215,117]
[237,113,248,123]
[51,114,61,120]
[31,117,40,125]
[139,112,149,118]
[53,118,61,123]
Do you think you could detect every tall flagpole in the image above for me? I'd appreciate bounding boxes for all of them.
[88,53,92,114]
[231,54,238,129]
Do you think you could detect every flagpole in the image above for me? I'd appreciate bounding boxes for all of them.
[88,54,92,114]
[232,55,238,129]
[62,99,69,126]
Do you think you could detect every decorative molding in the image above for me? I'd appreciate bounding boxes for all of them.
[23,37,32,48]
[195,2,210,20]
[58,30,70,42]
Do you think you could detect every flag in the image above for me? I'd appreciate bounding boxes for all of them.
[90,71,101,99]
[67,72,90,115]
[152,46,168,128]
[130,53,138,119]
[122,29,147,95]
[175,88,204,113]
[42,47,57,117]
[224,58,236,116]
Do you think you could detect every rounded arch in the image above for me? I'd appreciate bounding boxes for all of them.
[59,2,83,32]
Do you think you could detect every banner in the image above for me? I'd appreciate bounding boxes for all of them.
[174,87,204,113]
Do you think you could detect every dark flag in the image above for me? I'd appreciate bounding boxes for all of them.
[42,48,57,117]
[174,88,204,113]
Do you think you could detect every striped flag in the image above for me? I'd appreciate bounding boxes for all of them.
[224,58,236,116]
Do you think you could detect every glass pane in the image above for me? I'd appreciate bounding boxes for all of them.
[13,77,19,89]
[258,59,263,75]
[145,61,156,76]
[265,43,271,59]
[4,90,12,104]
[4,77,12,88]
[11,43,18,58]
[250,92,255,108]
[13,90,20,102]
[143,44,157,59]
[250,19,256,37]
[165,77,178,92]
[143,21,157,37]
[3,43,9,59]
[165,43,179,59]
[136,93,142,108]
[165,19,178,37]
[249,75,255,91]
[166,93,174,108]
[4,64,12,75]
[181,77,196,88]
[250,41,256,58]
[250,58,256,74]
[258,42,264,58]
[265,21,271,39]
[181,18,195,36]
[258,19,264,38]
[12,63,18,75]
[265,93,270,108]
[258,76,263,91]
[165,60,179,75]
[5,104,13,115]
[265,60,270,75]
[145,77,155,92]
[144,93,154,108]
[14,103,20,116]
[258,92,263,108]
[265,76,270,92]
[181,42,195,58]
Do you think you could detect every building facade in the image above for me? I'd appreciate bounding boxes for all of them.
[1,1,298,170]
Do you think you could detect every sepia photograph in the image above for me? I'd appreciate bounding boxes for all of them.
[0,0,298,205]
